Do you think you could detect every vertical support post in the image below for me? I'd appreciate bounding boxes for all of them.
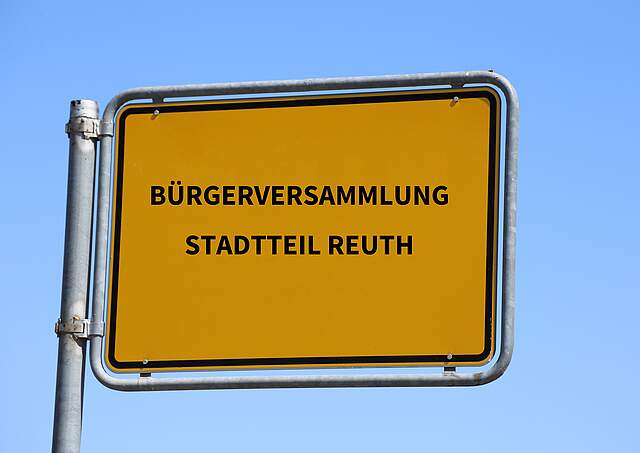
[52,100,99,453]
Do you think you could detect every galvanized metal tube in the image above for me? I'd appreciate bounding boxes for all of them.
[89,71,518,391]
[52,100,98,451]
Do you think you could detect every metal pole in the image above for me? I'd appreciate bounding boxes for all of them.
[52,100,99,453]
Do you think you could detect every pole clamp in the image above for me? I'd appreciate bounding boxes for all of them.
[99,121,114,137]
[65,117,101,139]
[55,316,104,339]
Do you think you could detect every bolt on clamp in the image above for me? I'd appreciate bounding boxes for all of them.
[55,316,104,339]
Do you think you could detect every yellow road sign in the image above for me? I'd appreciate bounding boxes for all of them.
[106,87,501,372]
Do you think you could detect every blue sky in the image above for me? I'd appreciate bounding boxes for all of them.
[2,1,639,452]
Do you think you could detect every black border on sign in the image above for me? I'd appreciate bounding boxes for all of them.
[107,89,500,371]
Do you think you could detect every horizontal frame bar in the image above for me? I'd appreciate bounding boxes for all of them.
[89,70,519,391]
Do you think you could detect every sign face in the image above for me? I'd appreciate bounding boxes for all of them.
[106,88,501,372]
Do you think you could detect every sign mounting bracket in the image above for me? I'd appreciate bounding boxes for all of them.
[55,317,104,340]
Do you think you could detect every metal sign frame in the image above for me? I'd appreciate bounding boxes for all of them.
[86,70,518,391]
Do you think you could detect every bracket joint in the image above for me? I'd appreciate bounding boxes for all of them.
[99,121,114,138]
[65,118,114,139]
[65,117,100,139]
[55,316,104,339]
